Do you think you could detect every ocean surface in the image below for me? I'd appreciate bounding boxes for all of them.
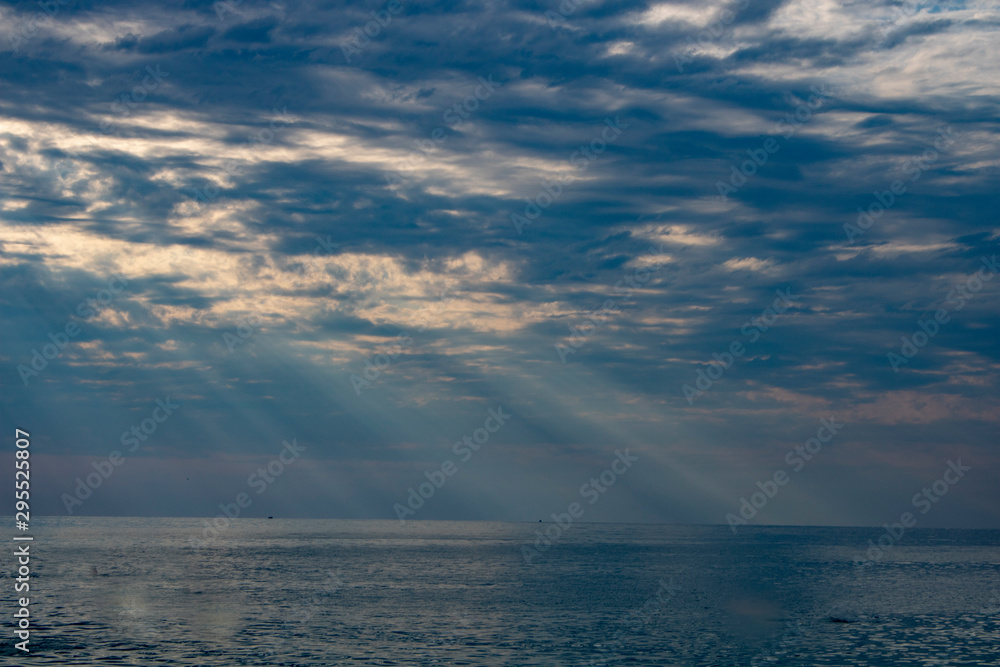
[2,518,998,666]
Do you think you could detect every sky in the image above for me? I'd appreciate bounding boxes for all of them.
[0,0,997,527]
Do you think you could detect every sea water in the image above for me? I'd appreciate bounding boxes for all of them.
[2,518,998,665]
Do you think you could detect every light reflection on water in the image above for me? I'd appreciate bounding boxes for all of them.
[4,518,998,666]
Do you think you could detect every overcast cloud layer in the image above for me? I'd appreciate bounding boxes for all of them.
[1,0,998,526]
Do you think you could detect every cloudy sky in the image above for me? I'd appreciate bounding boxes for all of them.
[1,0,997,527]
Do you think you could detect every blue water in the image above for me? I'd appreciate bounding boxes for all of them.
[2,518,999,665]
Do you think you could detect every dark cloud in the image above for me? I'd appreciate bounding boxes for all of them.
[0,0,997,525]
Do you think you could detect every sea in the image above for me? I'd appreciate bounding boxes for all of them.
[2,518,998,666]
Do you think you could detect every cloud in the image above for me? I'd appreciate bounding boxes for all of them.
[0,0,997,526]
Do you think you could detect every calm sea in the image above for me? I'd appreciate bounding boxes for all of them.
[2,518,998,665]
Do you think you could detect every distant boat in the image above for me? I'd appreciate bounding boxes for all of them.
[268,516,274,519]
